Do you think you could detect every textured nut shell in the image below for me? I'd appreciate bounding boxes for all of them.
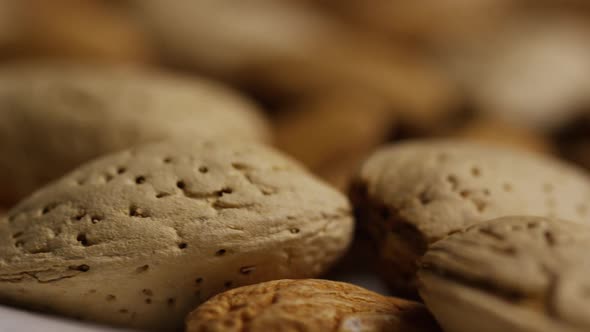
[418,274,580,332]
[351,140,590,294]
[418,216,590,332]
[0,63,270,206]
[186,279,440,332]
[0,139,353,329]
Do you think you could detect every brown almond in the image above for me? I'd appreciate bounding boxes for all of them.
[186,279,441,332]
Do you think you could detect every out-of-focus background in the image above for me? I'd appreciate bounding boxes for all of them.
[1,1,590,330]
[1,0,589,192]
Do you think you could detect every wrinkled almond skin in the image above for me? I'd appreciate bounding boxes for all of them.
[350,140,590,296]
[186,279,441,332]
[0,63,270,206]
[418,216,590,332]
[0,139,353,329]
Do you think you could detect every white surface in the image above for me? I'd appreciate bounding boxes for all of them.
[0,306,137,332]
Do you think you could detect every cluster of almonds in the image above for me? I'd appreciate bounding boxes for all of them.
[1,1,590,332]
[1,66,590,332]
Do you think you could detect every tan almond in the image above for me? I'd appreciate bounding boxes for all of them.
[0,139,353,329]
[418,216,590,332]
[0,62,270,206]
[454,15,590,131]
[350,140,590,296]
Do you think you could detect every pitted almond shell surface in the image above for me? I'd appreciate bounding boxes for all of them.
[0,63,269,206]
[0,139,353,329]
[351,140,590,295]
[418,216,590,332]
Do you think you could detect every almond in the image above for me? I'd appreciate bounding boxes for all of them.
[419,216,590,332]
[351,140,590,296]
[0,139,353,329]
[0,63,270,206]
[186,279,440,332]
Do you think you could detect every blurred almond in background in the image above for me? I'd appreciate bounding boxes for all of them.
[126,0,461,133]
[309,0,511,47]
[1,0,588,193]
[441,14,590,132]
[1,0,153,64]
[0,0,588,197]
[0,63,269,206]
[0,0,19,60]
[275,88,394,190]
[455,117,555,155]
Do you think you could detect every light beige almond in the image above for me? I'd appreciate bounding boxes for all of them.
[0,62,270,206]
[418,216,590,332]
[350,140,590,296]
[186,279,441,332]
[0,139,353,329]
[449,15,590,131]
